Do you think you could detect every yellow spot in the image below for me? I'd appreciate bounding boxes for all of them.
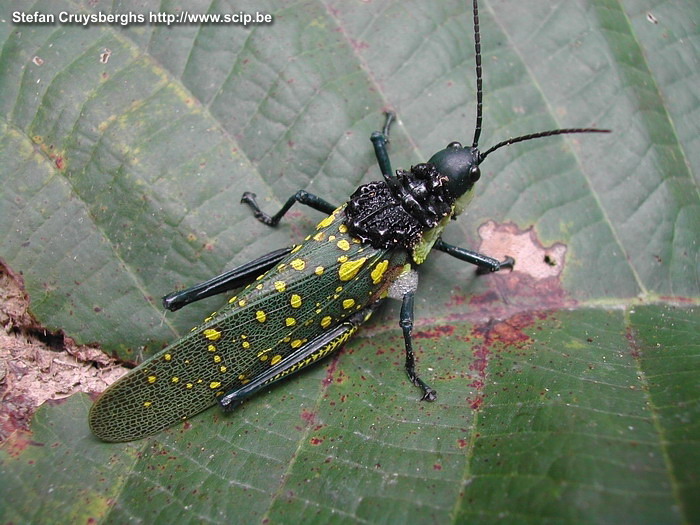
[256,283,264,290]
[186,383,193,389]
[147,375,156,384]
[204,328,221,341]
[274,281,287,292]
[313,232,325,241]
[291,339,303,348]
[338,257,368,281]
[220,365,227,373]
[317,214,335,229]
[256,310,267,323]
[329,235,336,241]
[371,260,390,284]
[208,344,216,352]
[337,239,350,251]
[321,316,332,328]
[271,355,283,365]
[238,374,247,381]
[228,295,238,304]
[291,258,306,271]
[171,377,179,383]
[214,355,222,363]
[164,353,172,361]
[336,286,343,292]
[259,354,268,361]
[278,264,287,271]
[343,298,356,309]
[291,244,303,253]
[339,224,348,233]
[238,299,247,307]
[242,341,251,349]
[143,401,152,408]
[337,255,348,263]
[315,266,324,275]
[290,294,302,308]
[210,381,222,389]
[286,317,296,327]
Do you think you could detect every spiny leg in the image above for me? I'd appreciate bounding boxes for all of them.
[370,111,397,183]
[400,291,437,401]
[162,247,293,311]
[243,111,397,226]
[434,238,514,274]
[241,190,337,227]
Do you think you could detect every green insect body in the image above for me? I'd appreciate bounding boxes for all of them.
[89,205,414,442]
[89,0,608,442]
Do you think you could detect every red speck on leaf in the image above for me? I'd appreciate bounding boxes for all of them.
[414,325,455,339]
[300,410,316,425]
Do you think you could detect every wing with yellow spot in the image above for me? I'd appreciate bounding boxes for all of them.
[89,205,409,442]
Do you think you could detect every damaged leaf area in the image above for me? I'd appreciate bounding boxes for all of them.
[0,262,126,440]
[476,220,569,306]
[478,221,566,281]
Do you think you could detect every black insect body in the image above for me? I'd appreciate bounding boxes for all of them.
[345,162,454,250]
[89,0,608,442]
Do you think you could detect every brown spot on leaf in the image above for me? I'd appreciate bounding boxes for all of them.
[99,48,112,64]
[300,409,316,425]
[413,325,455,339]
[2,430,42,457]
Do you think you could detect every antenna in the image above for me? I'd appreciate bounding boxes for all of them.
[471,0,483,149]
[478,128,610,163]
[468,0,609,160]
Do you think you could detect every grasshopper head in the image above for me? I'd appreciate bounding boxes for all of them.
[427,142,481,215]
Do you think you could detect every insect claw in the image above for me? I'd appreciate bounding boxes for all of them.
[421,389,437,402]
[501,256,515,270]
[240,191,256,205]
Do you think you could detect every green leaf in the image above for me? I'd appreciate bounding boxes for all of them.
[1,0,698,523]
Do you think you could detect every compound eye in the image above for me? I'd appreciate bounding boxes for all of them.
[447,141,462,149]
[469,165,481,182]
